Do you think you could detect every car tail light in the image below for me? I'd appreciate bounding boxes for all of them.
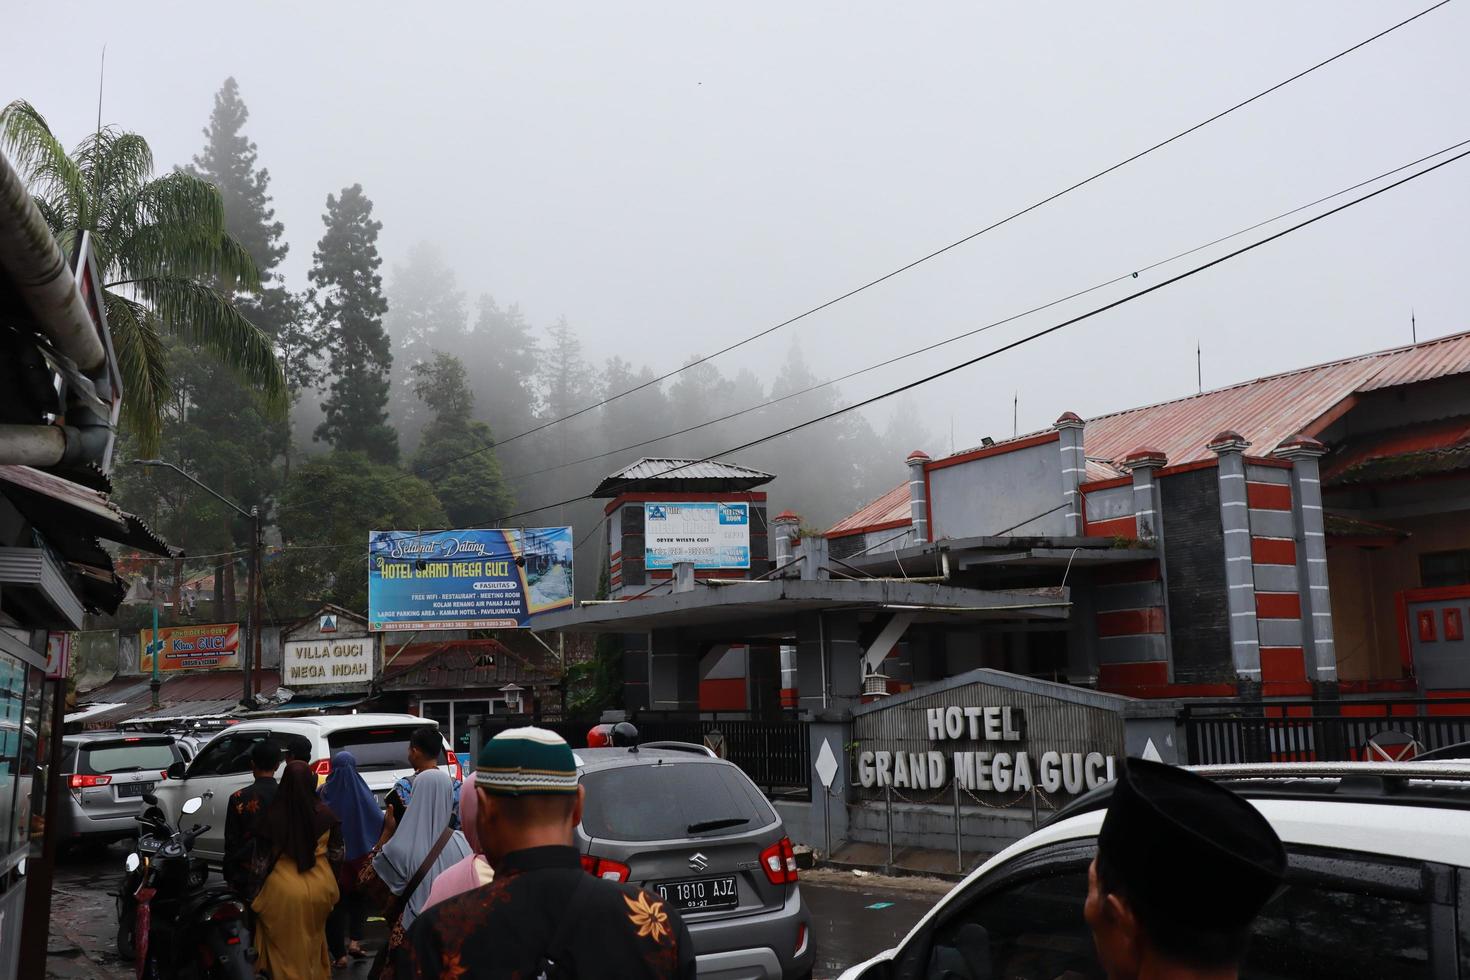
[160,770,169,780]
[760,837,798,885]
[210,900,246,922]
[70,774,112,789]
[580,855,630,883]
[311,758,331,777]
[446,755,462,782]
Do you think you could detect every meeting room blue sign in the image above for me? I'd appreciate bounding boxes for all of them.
[368,528,574,631]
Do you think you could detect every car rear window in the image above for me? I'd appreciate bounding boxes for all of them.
[79,739,178,775]
[580,762,776,842]
[329,727,435,772]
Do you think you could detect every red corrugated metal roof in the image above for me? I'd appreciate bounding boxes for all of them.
[825,483,910,537]
[1072,330,1470,468]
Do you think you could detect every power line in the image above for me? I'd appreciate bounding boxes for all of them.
[476,140,1470,526]
[492,135,1470,486]
[403,0,1454,482]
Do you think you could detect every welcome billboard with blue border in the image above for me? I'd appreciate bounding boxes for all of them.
[367,528,574,631]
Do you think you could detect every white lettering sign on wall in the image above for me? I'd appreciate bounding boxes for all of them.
[282,638,374,686]
[856,705,1117,794]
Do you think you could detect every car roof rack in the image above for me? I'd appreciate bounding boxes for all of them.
[638,740,717,758]
[1044,761,1470,828]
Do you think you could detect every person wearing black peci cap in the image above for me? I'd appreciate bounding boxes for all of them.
[1084,758,1287,980]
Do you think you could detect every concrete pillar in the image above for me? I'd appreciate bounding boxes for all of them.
[648,628,698,714]
[771,510,800,572]
[1209,430,1261,682]
[794,611,863,718]
[1274,435,1337,683]
[906,451,931,544]
[799,534,828,581]
[1122,447,1167,542]
[1055,413,1086,536]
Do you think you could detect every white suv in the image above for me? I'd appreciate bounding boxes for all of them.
[840,762,1470,979]
[153,713,460,866]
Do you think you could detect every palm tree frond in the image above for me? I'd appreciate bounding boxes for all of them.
[127,278,286,416]
[0,100,88,217]
[103,291,169,456]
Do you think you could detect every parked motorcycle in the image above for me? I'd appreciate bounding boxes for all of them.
[115,793,255,980]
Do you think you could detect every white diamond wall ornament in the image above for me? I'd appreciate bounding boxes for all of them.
[814,739,840,789]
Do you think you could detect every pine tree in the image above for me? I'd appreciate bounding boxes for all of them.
[384,242,467,452]
[465,295,539,440]
[411,353,514,527]
[311,184,398,463]
[189,78,287,277]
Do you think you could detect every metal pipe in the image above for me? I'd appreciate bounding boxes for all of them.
[953,776,963,873]
[884,783,895,869]
[0,423,66,466]
[0,147,106,372]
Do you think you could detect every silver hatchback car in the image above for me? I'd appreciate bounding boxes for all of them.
[56,732,186,848]
[575,744,814,980]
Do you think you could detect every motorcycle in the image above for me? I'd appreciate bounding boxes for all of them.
[115,793,255,980]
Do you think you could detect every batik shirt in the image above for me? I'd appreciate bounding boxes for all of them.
[391,845,696,980]
[222,775,277,895]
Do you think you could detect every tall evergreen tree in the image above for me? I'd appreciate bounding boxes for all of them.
[465,295,539,440]
[189,78,287,277]
[310,184,397,463]
[384,242,467,452]
[411,352,514,527]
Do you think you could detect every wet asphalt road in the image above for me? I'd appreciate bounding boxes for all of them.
[44,842,946,979]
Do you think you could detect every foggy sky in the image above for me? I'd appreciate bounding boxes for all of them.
[5,1,1468,463]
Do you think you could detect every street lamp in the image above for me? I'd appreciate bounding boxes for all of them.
[132,459,263,706]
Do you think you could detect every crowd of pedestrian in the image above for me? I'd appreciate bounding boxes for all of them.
[216,722,1284,980]
[218,725,694,980]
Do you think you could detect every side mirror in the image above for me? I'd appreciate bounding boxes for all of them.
[166,761,187,781]
[125,853,141,873]
[181,797,204,815]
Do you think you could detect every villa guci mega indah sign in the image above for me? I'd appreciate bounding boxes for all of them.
[850,671,1128,802]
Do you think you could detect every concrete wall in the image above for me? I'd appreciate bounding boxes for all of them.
[927,440,1065,540]
[847,800,1038,855]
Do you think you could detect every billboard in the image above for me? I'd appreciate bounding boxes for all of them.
[282,637,374,687]
[139,623,240,672]
[644,502,750,570]
[368,528,574,631]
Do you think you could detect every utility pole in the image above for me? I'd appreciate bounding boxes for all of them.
[132,459,262,706]
[251,506,263,701]
[1412,308,1417,344]
[1197,340,1203,394]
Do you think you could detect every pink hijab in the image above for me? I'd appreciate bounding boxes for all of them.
[422,777,494,910]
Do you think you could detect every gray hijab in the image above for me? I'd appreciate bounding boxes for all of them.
[372,768,470,926]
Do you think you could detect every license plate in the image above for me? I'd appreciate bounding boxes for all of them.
[656,875,738,912]
[118,781,155,799]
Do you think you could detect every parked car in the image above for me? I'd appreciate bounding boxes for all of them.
[152,713,459,867]
[838,760,1470,979]
[56,732,188,849]
[575,742,813,980]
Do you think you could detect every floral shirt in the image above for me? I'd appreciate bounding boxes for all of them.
[222,776,276,895]
[389,845,696,980]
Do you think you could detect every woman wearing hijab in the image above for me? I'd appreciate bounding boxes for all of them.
[358,767,470,953]
[249,760,344,980]
[319,750,382,967]
[422,776,494,909]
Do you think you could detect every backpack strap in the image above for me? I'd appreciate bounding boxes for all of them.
[534,873,596,980]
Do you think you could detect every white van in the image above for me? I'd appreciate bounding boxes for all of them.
[152,713,459,866]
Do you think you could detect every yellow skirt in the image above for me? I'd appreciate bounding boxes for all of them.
[251,832,340,980]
